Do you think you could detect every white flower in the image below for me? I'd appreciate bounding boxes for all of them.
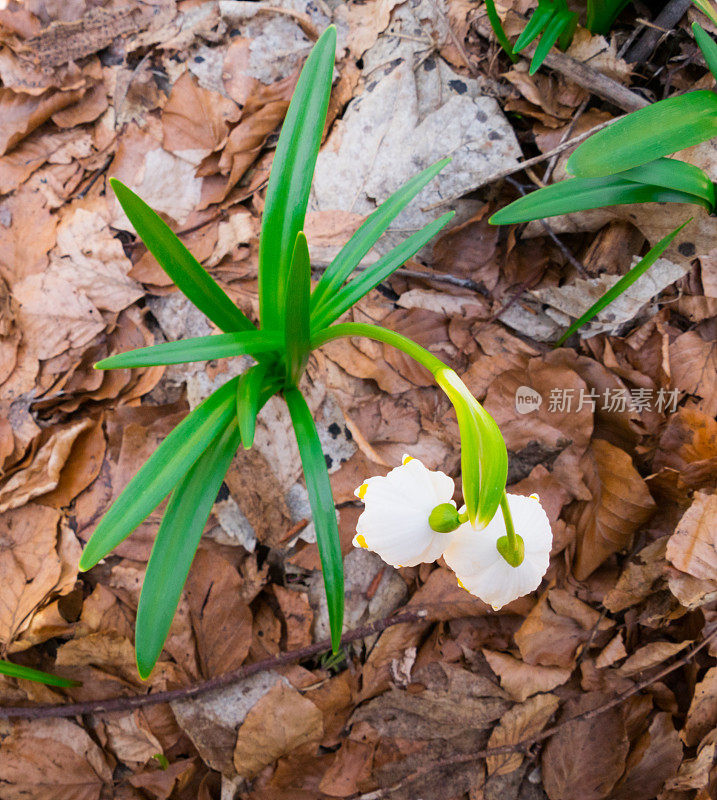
[353,455,456,567]
[442,494,552,610]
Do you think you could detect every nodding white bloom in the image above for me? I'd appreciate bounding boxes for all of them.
[353,455,457,568]
[443,494,552,611]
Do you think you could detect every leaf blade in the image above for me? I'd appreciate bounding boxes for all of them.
[95,331,281,370]
[312,211,455,330]
[258,26,336,330]
[78,376,240,570]
[110,178,254,333]
[0,660,80,688]
[693,22,717,82]
[489,176,703,225]
[284,388,343,652]
[566,91,717,177]
[135,420,242,679]
[284,232,311,386]
[555,218,691,346]
[310,158,451,315]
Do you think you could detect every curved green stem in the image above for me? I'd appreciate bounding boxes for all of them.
[311,322,447,375]
[484,0,519,62]
[500,492,517,547]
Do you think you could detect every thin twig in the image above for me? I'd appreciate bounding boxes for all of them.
[625,0,693,64]
[542,96,589,184]
[0,611,429,720]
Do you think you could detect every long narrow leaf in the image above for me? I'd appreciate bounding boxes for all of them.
[312,212,455,330]
[693,22,717,81]
[555,219,691,346]
[529,10,576,74]
[489,176,702,225]
[621,158,715,211]
[259,26,336,330]
[484,0,519,61]
[566,91,717,177]
[110,179,254,334]
[79,376,240,570]
[135,420,242,679]
[310,158,451,314]
[514,4,554,52]
[587,0,630,34]
[284,388,343,653]
[0,660,80,687]
[284,232,311,386]
[96,331,281,370]
[237,362,270,449]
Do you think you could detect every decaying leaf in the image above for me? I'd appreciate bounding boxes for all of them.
[483,649,571,702]
[233,681,324,779]
[574,439,656,580]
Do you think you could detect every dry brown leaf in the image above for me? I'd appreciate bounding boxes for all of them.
[487,692,560,776]
[682,667,717,747]
[515,593,592,669]
[666,491,717,582]
[0,504,62,647]
[541,692,629,800]
[595,632,628,669]
[0,718,112,800]
[50,205,143,313]
[604,538,669,613]
[483,649,571,702]
[0,418,91,512]
[573,439,656,580]
[0,86,84,155]
[233,681,323,779]
[665,741,715,791]
[0,185,57,286]
[670,332,717,416]
[617,640,692,677]
[12,270,104,360]
[103,711,164,767]
[162,71,239,160]
[185,549,252,678]
[273,584,313,651]
[609,712,683,800]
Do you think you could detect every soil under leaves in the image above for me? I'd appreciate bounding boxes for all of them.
[0,1,716,799]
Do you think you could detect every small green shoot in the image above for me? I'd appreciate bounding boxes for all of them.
[692,0,717,27]
[554,219,691,347]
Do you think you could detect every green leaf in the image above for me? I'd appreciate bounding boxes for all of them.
[95,331,281,370]
[693,22,717,81]
[0,660,80,687]
[586,0,631,35]
[555,218,691,347]
[484,0,519,61]
[135,420,242,679]
[310,158,451,315]
[284,232,311,386]
[312,211,455,330]
[566,91,717,177]
[529,10,576,74]
[110,179,254,334]
[435,369,508,528]
[621,158,715,210]
[284,388,343,653]
[489,175,704,225]
[236,361,270,449]
[258,26,336,330]
[692,0,717,28]
[514,3,554,52]
[79,376,240,570]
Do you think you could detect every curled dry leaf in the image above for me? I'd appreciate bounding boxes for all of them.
[574,439,656,581]
[487,692,560,776]
[669,332,717,417]
[617,640,692,677]
[682,666,717,747]
[483,648,571,702]
[0,418,91,513]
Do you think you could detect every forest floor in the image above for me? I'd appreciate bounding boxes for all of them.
[0,0,716,798]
